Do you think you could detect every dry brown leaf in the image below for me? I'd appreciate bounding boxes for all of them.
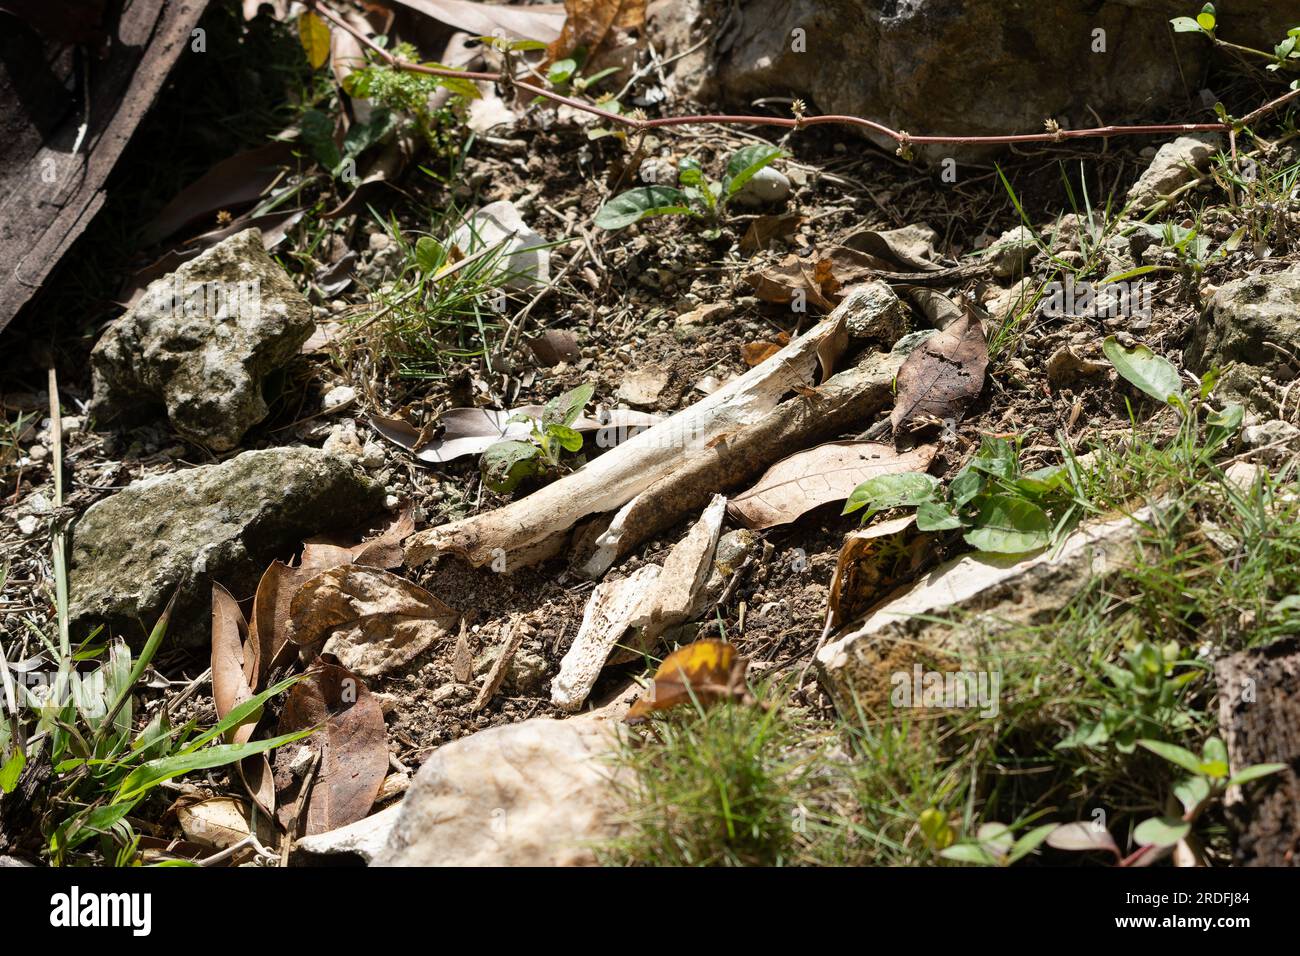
[390,0,566,41]
[727,442,936,530]
[890,311,988,432]
[273,661,388,837]
[451,622,474,684]
[841,223,944,272]
[624,639,748,724]
[740,330,790,367]
[211,584,255,745]
[248,561,314,689]
[740,213,803,255]
[548,0,645,62]
[175,796,260,851]
[210,584,276,818]
[745,246,890,310]
[824,515,930,635]
[142,141,295,245]
[285,566,459,677]
[525,329,581,367]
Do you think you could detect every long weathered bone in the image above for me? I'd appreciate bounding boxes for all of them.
[405,311,849,569]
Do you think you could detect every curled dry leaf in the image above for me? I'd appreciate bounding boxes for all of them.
[841,223,945,272]
[740,213,803,255]
[285,565,459,678]
[370,405,661,463]
[890,311,988,433]
[624,639,749,724]
[246,509,416,689]
[728,442,936,530]
[745,246,892,310]
[210,583,276,818]
[175,795,266,852]
[824,514,931,636]
[273,660,388,837]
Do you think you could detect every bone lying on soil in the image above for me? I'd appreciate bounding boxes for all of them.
[404,311,848,570]
[551,495,726,712]
[578,348,904,577]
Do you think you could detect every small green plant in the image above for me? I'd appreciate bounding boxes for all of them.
[1055,641,1203,752]
[594,144,786,237]
[341,40,479,149]
[1046,736,1285,865]
[1172,3,1300,87]
[935,817,1057,866]
[544,54,620,98]
[843,434,1079,554]
[480,383,595,493]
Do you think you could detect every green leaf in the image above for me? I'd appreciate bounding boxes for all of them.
[415,237,444,274]
[1133,816,1191,847]
[842,473,940,516]
[548,58,577,85]
[916,501,964,531]
[1102,336,1184,405]
[940,843,1000,865]
[0,747,24,793]
[594,187,692,230]
[919,807,953,848]
[300,109,342,172]
[723,144,785,197]
[1138,738,1205,775]
[1196,9,1216,31]
[1226,763,1287,788]
[481,440,541,494]
[949,469,984,508]
[543,382,595,427]
[547,424,584,453]
[1008,823,1058,864]
[116,728,314,802]
[298,10,332,69]
[963,495,1051,553]
[1173,776,1211,814]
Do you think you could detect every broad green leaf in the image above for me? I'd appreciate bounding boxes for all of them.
[1103,336,1184,405]
[1055,720,1109,750]
[547,424,584,453]
[415,237,444,274]
[1226,763,1287,788]
[723,144,785,197]
[963,495,1051,553]
[0,748,24,793]
[298,11,332,69]
[594,187,691,230]
[1138,738,1204,775]
[429,68,481,101]
[939,843,999,865]
[1201,736,1228,768]
[548,58,577,85]
[916,501,964,531]
[1196,9,1216,31]
[949,469,984,507]
[481,440,541,494]
[300,109,342,172]
[544,382,595,426]
[842,473,940,516]
[1173,775,1211,814]
[1133,816,1191,847]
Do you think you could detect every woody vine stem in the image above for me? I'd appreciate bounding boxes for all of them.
[310,1,1300,152]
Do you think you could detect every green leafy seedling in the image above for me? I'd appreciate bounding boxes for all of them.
[594,145,786,235]
[481,383,595,493]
